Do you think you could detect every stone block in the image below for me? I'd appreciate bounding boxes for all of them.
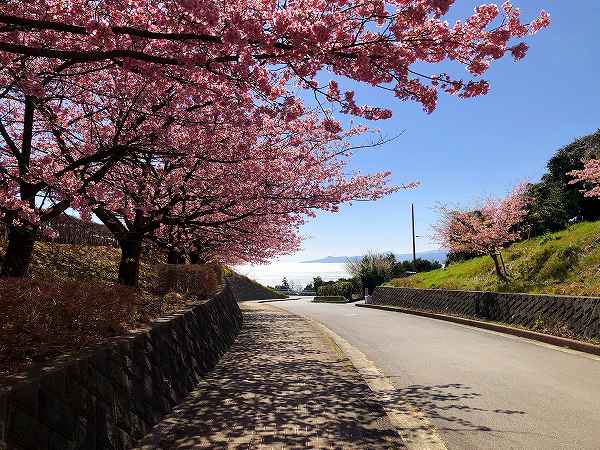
[67,383,96,420]
[93,372,115,405]
[129,413,148,441]
[112,389,131,432]
[38,389,75,441]
[130,353,151,382]
[74,423,96,450]
[41,370,67,399]
[120,353,135,379]
[65,359,82,382]
[129,381,147,420]
[71,417,91,449]
[93,348,111,378]
[94,399,115,449]
[7,406,49,450]
[143,334,155,355]
[112,425,133,450]
[107,358,129,392]
[8,383,39,418]
[48,430,73,450]
[77,359,98,393]
[0,392,8,443]
[372,287,600,339]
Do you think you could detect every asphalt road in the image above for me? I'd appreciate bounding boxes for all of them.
[273,298,600,450]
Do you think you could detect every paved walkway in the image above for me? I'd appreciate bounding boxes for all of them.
[135,303,404,449]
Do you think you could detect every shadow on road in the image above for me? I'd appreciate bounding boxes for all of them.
[383,379,527,434]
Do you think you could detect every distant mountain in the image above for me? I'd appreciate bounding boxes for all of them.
[302,250,448,264]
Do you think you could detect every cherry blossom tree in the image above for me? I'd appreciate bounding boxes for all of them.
[0,1,550,281]
[152,216,303,266]
[0,65,232,276]
[0,67,91,276]
[75,104,397,286]
[569,159,600,199]
[433,183,529,282]
[0,1,550,116]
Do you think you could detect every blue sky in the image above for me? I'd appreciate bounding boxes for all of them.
[287,0,600,262]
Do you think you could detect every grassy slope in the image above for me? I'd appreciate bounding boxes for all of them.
[0,241,279,297]
[0,240,164,288]
[223,267,288,299]
[386,220,600,296]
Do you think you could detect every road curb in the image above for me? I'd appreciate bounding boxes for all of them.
[256,297,300,303]
[357,303,600,357]
[269,303,448,450]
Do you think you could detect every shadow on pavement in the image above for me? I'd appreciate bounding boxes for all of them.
[382,379,527,434]
[135,305,406,449]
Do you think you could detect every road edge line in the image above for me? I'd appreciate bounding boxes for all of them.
[311,320,449,450]
[269,303,449,450]
[357,303,600,357]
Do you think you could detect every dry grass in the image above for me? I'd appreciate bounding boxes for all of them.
[0,241,219,378]
[0,278,198,377]
[0,277,196,380]
[155,263,222,298]
[0,241,226,380]
[0,239,165,289]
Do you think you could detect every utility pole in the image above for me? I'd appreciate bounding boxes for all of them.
[412,203,417,272]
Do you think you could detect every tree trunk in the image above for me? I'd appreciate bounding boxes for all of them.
[498,251,509,278]
[189,250,208,264]
[167,248,185,264]
[189,250,200,264]
[118,234,143,287]
[1,226,36,277]
[189,242,205,264]
[490,253,507,283]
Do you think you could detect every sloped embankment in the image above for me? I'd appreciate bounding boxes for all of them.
[387,220,600,297]
[225,271,287,301]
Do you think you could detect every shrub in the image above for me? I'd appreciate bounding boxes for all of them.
[313,296,348,303]
[346,252,395,294]
[155,263,221,299]
[446,250,479,265]
[513,247,555,281]
[392,258,443,276]
[317,281,353,300]
[524,129,600,237]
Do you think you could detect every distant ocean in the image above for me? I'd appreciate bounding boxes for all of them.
[233,262,349,289]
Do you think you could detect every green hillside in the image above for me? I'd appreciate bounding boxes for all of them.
[386,220,600,297]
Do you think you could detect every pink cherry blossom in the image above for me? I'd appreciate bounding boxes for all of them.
[569,159,600,199]
[0,1,550,281]
[433,183,529,280]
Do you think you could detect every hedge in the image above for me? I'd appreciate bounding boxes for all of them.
[317,281,353,300]
[313,296,348,303]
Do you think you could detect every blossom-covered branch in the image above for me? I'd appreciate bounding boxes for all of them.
[433,183,529,281]
[569,159,600,199]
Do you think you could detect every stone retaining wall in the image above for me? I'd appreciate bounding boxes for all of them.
[0,285,243,450]
[372,287,600,340]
